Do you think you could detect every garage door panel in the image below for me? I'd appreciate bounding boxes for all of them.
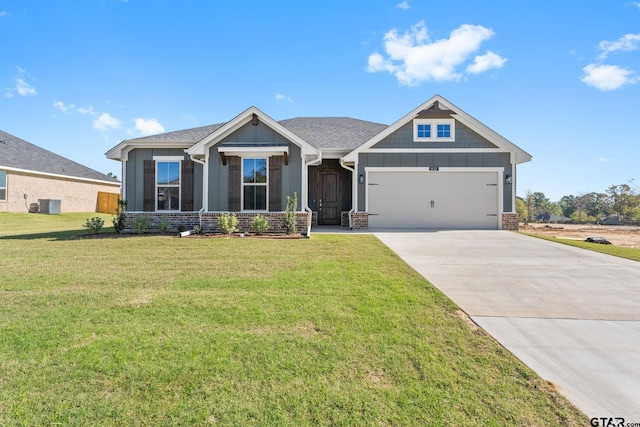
[367,171,499,229]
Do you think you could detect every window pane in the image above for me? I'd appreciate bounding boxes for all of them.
[0,171,6,187]
[158,187,180,210]
[437,124,451,138]
[243,185,267,210]
[157,162,180,185]
[0,189,5,201]
[417,124,431,138]
[243,158,267,184]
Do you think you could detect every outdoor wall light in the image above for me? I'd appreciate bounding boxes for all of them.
[505,174,512,185]
[359,174,364,184]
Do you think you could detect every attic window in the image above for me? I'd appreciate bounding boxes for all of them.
[413,119,455,142]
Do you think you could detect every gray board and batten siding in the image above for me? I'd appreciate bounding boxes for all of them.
[125,148,204,212]
[356,119,513,212]
[206,120,303,211]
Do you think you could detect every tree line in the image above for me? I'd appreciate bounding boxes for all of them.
[517,181,640,224]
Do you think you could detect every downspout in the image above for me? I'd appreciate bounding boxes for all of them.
[304,151,322,237]
[190,154,207,229]
[339,157,356,229]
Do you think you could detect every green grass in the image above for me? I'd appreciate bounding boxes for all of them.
[522,232,640,262]
[0,213,587,426]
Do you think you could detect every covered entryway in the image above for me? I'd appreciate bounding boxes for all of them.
[366,168,501,229]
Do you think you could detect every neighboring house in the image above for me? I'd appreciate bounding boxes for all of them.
[0,130,120,213]
[106,95,532,233]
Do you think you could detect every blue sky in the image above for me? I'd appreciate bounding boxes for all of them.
[1,0,639,201]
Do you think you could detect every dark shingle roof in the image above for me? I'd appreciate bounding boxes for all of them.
[0,130,119,183]
[279,117,388,150]
[117,117,388,151]
[124,123,225,143]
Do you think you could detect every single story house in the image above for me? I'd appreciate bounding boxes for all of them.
[106,95,532,234]
[0,130,120,213]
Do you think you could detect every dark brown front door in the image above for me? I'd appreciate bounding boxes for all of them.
[318,170,339,225]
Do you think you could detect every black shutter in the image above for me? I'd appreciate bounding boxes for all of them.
[228,156,241,211]
[181,160,194,211]
[143,160,155,212]
[269,156,282,211]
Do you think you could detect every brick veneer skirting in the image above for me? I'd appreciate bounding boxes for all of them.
[502,212,519,231]
[123,212,311,235]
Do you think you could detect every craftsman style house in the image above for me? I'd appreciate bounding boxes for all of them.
[105,95,531,234]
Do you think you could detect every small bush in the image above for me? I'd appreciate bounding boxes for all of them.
[284,192,297,234]
[194,225,202,234]
[132,216,150,234]
[157,218,171,233]
[251,215,271,235]
[218,213,238,235]
[83,217,104,234]
[112,199,127,234]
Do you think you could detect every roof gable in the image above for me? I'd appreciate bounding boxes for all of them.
[344,94,532,164]
[187,106,318,157]
[1,130,119,184]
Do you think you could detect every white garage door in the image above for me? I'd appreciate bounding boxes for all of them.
[367,170,500,229]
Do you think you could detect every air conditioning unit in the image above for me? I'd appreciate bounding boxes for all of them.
[38,199,61,214]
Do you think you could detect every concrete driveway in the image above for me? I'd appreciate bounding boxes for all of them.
[375,230,640,421]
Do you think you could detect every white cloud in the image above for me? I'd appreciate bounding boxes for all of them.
[634,2,640,11]
[366,21,504,85]
[0,11,8,17]
[7,67,36,97]
[275,93,294,104]
[597,33,640,59]
[581,63,639,91]
[93,113,122,131]
[397,1,410,10]
[466,51,507,74]
[134,118,165,136]
[53,101,75,114]
[77,105,97,115]
[596,157,614,163]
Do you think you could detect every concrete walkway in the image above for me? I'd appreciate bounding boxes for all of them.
[374,230,640,421]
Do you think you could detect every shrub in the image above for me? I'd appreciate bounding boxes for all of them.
[83,217,104,234]
[251,214,271,235]
[132,216,150,234]
[284,192,297,234]
[112,199,127,234]
[157,218,171,233]
[218,213,238,235]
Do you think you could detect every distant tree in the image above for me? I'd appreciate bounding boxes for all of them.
[558,195,577,218]
[606,184,638,223]
[516,197,528,222]
[584,192,610,221]
[107,172,118,180]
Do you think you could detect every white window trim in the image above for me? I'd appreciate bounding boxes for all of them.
[154,157,182,212]
[241,157,269,212]
[413,119,455,142]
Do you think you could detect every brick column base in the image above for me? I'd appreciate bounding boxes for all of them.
[502,212,519,231]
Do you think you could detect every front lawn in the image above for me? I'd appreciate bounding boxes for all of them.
[0,213,587,426]
[523,232,640,262]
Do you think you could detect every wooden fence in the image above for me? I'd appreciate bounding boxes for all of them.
[97,192,120,214]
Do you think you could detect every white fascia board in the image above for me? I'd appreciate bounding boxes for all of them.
[319,149,349,159]
[217,145,289,158]
[345,94,532,165]
[187,106,319,158]
[106,141,194,161]
[363,148,507,154]
[0,165,121,187]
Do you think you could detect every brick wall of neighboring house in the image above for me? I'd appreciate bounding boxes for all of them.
[502,212,519,231]
[123,212,312,235]
[0,170,120,213]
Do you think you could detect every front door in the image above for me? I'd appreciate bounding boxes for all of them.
[318,170,340,225]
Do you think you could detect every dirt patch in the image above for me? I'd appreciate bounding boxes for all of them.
[520,223,640,249]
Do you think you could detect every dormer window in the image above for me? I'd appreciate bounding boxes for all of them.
[413,119,455,142]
